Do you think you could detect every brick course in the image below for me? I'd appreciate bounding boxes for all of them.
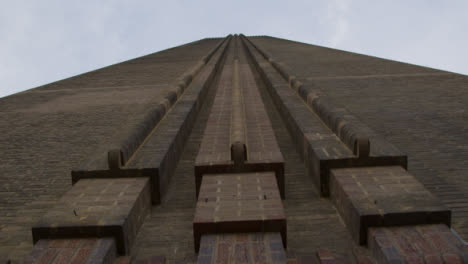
[197,233,286,264]
[368,225,467,263]
[23,238,116,264]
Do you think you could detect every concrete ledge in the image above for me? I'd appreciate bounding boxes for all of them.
[23,238,116,264]
[197,233,287,263]
[330,166,451,245]
[32,178,151,255]
[193,173,286,252]
[368,225,467,263]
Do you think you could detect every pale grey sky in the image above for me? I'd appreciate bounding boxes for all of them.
[1,0,467,98]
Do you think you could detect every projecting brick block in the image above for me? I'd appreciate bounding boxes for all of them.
[23,238,116,264]
[32,178,151,255]
[197,233,286,264]
[330,166,451,244]
[368,225,468,264]
[193,172,286,252]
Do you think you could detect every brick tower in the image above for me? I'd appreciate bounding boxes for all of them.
[0,35,467,263]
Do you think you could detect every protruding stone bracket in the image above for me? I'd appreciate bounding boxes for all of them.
[231,142,247,166]
[354,137,370,158]
[108,149,123,170]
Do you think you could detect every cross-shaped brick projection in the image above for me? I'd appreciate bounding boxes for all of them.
[195,36,284,199]
[193,172,286,253]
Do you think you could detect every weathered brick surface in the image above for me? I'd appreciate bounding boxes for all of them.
[129,43,232,262]
[0,38,223,262]
[245,36,405,160]
[249,36,440,78]
[242,37,406,197]
[368,225,468,263]
[32,178,151,255]
[131,36,357,262]
[2,34,467,264]
[197,233,287,264]
[23,238,116,264]
[194,59,233,167]
[248,43,357,259]
[242,56,284,198]
[131,255,166,264]
[195,36,284,199]
[71,37,231,205]
[286,247,377,264]
[193,172,286,252]
[330,166,451,245]
[76,37,230,173]
[113,256,131,264]
[249,36,468,240]
[316,249,352,264]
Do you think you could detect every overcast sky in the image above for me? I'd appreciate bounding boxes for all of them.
[1,0,467,98]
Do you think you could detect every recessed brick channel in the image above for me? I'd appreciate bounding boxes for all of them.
[368,224,468,263]
[241,36,407,197]
[195,36,285,199]
[72,36,231,205]
[197,232,287,264]
[329,166,451,245]
[23,238,116,264]
[193,172,286,252]
[32,178,151,255]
